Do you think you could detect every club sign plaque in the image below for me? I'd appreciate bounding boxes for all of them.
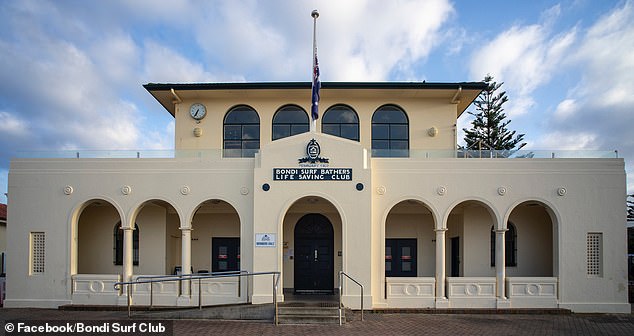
[273,139,353,181]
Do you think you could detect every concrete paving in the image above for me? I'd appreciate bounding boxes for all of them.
[2,307,634,335]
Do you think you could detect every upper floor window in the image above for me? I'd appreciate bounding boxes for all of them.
[322,105,359,141]
[224,105,260,157]
[272,105,309,140]
[372,105,409,157]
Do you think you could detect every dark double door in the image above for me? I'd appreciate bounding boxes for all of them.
[294,214,334,293]
[212,237,240,273]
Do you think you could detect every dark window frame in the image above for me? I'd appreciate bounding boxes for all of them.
[114,222,139,266]
[223,105,260,157]
[385,238,417,277]
[321,104,360,141]
[490,223,517,267]
[272,105,309,140]
[372,105,409,157]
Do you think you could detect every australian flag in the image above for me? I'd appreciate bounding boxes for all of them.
[311,55,320,121]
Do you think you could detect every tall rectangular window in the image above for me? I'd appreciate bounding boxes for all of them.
[586,232,602,277]
[30,232,45,274]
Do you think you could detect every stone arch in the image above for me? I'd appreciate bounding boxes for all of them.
[503,199,558,277]
[280,195,344,292]
[190,199,242,274]
[72,198,123,275]
[128,198,181,275]
[443,198,500,277]
[383,198,437,278]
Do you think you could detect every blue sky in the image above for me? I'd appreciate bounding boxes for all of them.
[0,0,633,205]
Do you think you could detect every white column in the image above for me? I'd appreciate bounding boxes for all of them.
[180,227,192,296]
[495,229,506,299]
[435,228,447,299]
[122,226,134,282]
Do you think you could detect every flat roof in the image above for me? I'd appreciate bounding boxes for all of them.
[144,81,486,117]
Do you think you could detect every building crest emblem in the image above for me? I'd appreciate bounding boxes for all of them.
[299,139,329,164]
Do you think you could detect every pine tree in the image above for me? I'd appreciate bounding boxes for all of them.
[463,75,526,156]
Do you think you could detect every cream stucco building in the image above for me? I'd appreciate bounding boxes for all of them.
[5,82,630,313]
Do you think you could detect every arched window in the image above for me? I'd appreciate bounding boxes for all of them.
[321,105,359,141]
[223,105,260,157]
[114,223,139,266]
[490,223,517,267]
[372,105,409,157]
[272,105,309,140]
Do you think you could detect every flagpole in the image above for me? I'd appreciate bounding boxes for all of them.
[311,9,319,133]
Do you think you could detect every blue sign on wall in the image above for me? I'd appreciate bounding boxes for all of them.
[273,168,352,181]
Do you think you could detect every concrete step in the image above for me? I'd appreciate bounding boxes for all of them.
[277,305,342,325]
[278,306,340,315]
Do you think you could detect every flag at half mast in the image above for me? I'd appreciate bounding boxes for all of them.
[311,54,320,121]
[310,9,320,124]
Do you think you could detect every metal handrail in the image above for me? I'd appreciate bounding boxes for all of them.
[339,271,364,325]
[135,270,249,309]
[114,270,280,323]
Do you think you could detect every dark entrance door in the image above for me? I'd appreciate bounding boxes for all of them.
[385,239,417,277]
[450,236,460,277]
[294,214,334,293]
[212,237,240,273]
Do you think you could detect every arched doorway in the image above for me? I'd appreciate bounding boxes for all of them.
[506,201,556,277]
[75,199,122,275]
[191,199,241,274]
[384,200,436,278]
[294,214,334,293]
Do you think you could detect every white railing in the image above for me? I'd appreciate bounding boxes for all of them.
[16,149,618,159]
[113,271,281,323]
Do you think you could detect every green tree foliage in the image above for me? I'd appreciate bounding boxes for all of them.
[463,75,526,153]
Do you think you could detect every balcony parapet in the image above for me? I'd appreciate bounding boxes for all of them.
[372,149,619,159]
[15,149,619,160]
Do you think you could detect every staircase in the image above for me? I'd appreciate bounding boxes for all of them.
[277,301,343,325]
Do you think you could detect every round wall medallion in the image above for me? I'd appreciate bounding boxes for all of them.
[240,187,249,195]
[121,185,132,195]
[404,284,419,296]
[465,284,479,296]
[437,186,447,196]
[262,183,270,191]
[497,186,507,196]
[376,186,386,195]
[527,284,540,296]
[180,186,191,195]
[557,187,567,196]
[89,281,105,293]
[356,183,364,191]
[63,185,74,195]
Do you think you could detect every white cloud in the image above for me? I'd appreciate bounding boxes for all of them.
[191,0,454,81]
[531,131,599,150]
[469,6,577,116]
[0,111,28,136]
[540,1,634,193]
[91,33,141,85]
[143,41,215,83]
[553,99,577,120]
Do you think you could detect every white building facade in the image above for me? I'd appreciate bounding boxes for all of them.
[5,82,630,313]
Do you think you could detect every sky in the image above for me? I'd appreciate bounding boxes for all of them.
[0,0,633,205]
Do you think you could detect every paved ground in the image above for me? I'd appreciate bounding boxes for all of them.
[2,308,634,335]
